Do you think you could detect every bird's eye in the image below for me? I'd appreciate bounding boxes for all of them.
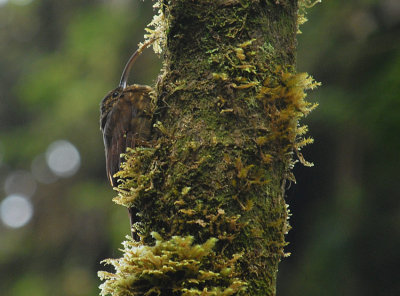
[112,92,119,98]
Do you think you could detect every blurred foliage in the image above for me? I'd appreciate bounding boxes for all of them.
[0,1,160,296]
[278,1,400,296]
[0,0,398,296]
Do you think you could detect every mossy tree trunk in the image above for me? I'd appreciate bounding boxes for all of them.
[155,1,298,294]
[100,1,319,295]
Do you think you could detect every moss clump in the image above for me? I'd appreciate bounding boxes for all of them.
[98,233,246,296]
[256,68,320,169]
[112,147,159,208]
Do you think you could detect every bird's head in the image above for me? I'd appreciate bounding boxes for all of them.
[100,39,156,115]
[100,86,123,115]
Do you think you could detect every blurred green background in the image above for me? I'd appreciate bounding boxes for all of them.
[0,1,398,295]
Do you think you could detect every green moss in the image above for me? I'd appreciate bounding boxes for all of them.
[98,233,246,296]
[256,69,320,168]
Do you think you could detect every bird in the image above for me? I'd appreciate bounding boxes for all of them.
[100,39,155,240]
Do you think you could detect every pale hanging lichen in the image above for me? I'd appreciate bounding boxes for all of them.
[98,233,246,296]
[297,0,321,33]
[142,0,167,54]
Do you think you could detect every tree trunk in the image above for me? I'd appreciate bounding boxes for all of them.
[99,1,319,295]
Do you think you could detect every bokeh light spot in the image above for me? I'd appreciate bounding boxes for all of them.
[31,154,58,184]
[0,194,33,228]
[4,170,37,197]
[46,140,81,178]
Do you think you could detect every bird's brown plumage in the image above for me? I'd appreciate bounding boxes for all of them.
[100,39,155,240]
[100,84,152,187]
[100,84,153,240]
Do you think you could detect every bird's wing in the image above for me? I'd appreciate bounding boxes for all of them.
[101,89,152,186]
[102,98,132,186]
[125,91,152,150]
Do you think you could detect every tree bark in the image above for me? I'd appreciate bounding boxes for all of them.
[99,1,319,295]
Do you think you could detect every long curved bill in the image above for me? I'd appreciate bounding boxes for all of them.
[119,39,157,89]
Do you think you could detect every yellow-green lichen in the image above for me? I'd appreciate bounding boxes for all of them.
[98,233,246,296]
